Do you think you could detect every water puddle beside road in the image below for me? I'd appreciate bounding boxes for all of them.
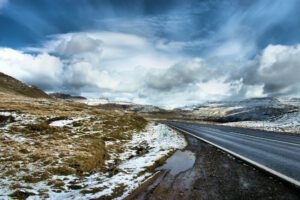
[157,150,196,175]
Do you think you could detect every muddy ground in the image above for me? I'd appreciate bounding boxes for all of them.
[133,135,300,200]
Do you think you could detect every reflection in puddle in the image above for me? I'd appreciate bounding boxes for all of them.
[157,150,196,175]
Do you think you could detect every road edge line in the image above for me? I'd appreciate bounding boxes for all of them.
[168,125,300,188]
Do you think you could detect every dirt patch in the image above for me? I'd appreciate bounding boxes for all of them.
[134,135,300,200]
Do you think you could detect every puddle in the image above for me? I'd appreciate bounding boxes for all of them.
[157,150,196,176]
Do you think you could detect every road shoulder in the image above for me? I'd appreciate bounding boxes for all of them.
[133,134,300,200]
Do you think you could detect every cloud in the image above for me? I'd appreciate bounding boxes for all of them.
[144,42,300,106]
[55,34,103,56]
[229,43,300,97]
[187,0,298,60]
[142,57,247,107]
[146,58,217,91]
[0,48,63,89]
[0,31,237,107]
[257,44,300,96]
[1,32,182,99]
[48,32,181,94]
[136,77,244,108]
[1,30,300,108]
[0,0,8,8]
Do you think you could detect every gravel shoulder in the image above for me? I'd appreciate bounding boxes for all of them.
[133,134,300,200]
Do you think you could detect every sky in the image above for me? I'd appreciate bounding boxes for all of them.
[0,0,300,108]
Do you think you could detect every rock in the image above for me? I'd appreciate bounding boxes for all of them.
[9,190,36,199]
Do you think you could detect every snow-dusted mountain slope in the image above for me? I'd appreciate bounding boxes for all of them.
[176,97,300,133]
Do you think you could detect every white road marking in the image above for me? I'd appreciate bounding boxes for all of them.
[168,124,300,188]
[187,125,300,147]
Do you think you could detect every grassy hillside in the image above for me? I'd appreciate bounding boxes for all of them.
[0,72,50,98]
[0,72,156,198]
[0,93,148,198]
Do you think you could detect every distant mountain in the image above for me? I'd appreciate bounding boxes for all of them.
[49,92,87,100]
[79,98,132,106]
[128,104,163,113]
[78,99,164,113]
[0,72,50,98]
[96,102,164,113]
[175,97,299,123]
[279,97,300,106]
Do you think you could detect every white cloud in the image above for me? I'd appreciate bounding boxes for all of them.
[212,39,256,60]
[257,44,300,95]
[1,31,299,107]
[46,31,181,93]
[0,32,182,98]
[49,32,178,70]
[0,48,63,89]
[244,85,265,98]
[55,33,103,56]
[196,79,243,101]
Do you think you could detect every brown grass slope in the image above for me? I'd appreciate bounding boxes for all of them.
[0,92,147,194]
[0,72,50,98]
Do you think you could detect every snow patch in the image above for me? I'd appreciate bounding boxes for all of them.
[49,118,84,127]
[78,99,134,106]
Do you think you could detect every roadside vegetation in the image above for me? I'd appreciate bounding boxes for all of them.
[0,93,149,198]
[0,92,187,199]
[0,72,187,199]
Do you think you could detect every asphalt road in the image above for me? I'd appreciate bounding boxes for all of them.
[164,121,300,187]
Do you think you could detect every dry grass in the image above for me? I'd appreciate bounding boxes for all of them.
[0,93,148,192]
[66,138,107,173]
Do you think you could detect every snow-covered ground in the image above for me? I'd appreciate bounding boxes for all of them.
[79,123,186,200]
[49,118,85,127]
[0,122,186,199]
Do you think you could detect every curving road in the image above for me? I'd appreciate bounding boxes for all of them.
[163,121,300,187]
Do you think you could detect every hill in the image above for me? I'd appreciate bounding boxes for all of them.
[179,97,298,122]
[175,97,300,133]
[0,72,50,98]
[49,92,87,100]
[76,99,164,113]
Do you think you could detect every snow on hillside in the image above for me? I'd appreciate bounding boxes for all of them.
[77,99,163,113]
[279,97,300,107]
[49,118,86,127]
[224,111,300,134]
[79,99,134,106]
[178,97,300,133]
[127,104,162,113]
